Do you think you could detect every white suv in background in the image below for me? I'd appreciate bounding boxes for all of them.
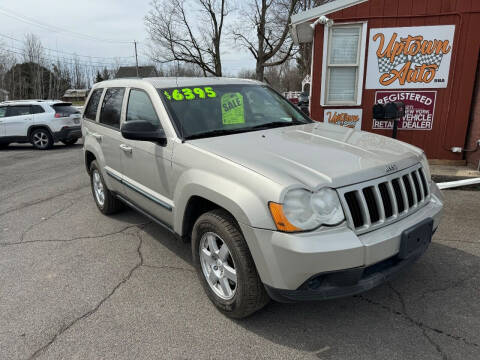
[0,100,82,150]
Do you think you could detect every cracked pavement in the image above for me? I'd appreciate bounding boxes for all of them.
[0,143,479,360]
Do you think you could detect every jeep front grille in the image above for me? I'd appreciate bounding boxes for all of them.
[338,164,430,235]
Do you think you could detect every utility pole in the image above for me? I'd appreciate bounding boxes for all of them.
[134,41,139,78]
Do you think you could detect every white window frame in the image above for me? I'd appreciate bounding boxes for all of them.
[321,22,367,106]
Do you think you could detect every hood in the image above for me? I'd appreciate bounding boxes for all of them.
[189,122,423,188]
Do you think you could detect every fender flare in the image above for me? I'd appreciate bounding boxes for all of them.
[173,170,275,236]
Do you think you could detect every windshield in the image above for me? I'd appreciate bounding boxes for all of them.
[158,84,312,139]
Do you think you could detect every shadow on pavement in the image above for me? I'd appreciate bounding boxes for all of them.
[143,218,480,358]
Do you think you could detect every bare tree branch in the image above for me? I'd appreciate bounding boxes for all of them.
[145,0,229,77]
[232,0,300,81]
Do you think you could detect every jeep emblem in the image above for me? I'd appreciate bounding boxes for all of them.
[385,164,398,173]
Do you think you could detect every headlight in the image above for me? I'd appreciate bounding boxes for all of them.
[269,187,345,232]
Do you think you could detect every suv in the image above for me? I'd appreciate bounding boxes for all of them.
[83,78,444,318]
[0,100,82,149]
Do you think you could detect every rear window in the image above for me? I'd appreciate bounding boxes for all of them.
[99,88,125,129]
[84,89,103,121]
[31,105,45,114]
[52,104,79,116]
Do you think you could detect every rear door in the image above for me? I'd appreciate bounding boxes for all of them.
[30,104,49,124]
[95,88,126,193]
[4,105,33,136]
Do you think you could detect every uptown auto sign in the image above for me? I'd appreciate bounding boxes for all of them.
[366,25,455,89]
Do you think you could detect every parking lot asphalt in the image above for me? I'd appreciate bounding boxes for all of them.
[0,142,479,360]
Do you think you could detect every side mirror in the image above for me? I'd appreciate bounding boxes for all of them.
[121,120,167,146]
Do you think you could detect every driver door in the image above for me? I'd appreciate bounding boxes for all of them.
[119,88,174,226]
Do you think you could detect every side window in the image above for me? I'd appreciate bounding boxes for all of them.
[0,106,6,118]
[6,106,31,117]
[31,105,45,114]
[84,89,103,121]
[126,89,160,127]
[99,88,125,129]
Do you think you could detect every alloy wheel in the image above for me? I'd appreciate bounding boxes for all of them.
[32,131,49,149]
[92,170,105,206]
[199,232,237,300]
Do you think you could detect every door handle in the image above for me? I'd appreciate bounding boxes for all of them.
[91,133,102,141]
[119,144,132,153]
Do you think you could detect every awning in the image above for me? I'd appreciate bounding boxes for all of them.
[290,0,368,44]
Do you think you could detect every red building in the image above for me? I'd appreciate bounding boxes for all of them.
[291,0,480,168]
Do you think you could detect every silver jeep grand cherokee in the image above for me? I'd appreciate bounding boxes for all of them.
[82,78,444,318]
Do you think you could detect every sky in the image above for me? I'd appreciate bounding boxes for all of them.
[0,0,256,75]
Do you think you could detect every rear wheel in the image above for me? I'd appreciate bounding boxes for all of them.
[89,160,124,214]
[31,128,53,150]
[61,138,78,146]
[192,209,270,318]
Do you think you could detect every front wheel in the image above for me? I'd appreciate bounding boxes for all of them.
[192,209,270,318]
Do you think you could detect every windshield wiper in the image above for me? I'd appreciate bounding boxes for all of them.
[184,121,305,140]
[246,121,304,130]
[184,128,248,140]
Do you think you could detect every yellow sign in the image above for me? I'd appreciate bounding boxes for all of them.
[221,93,245,125]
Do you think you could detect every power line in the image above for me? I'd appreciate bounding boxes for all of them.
[0,44,134,67]
[0,46,135,69]
[0,6,133,44]
[0,33,135,60]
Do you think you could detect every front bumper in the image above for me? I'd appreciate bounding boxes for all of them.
[239,183,444,300]
[53,126,82,142]
[264,231,430,302]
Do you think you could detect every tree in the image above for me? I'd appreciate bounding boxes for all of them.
[95,67,111,83]
[23,34,45,98]
[95,70,104,83]
[296,0,333,78]
[145,0,230,77]
[233,0,299,81]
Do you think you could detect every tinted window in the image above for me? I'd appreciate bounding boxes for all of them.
[84,89,103,121]
[0,107,5,118]
[100,88,125,129]
[53,104,80,116]
[31,105,45,114]
[126,89,160,127]
[158,85,310,139]
[6,106,31,117]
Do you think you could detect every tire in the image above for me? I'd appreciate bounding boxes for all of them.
[61,138,78,146]
[30,128,53,150]
[89,160,124,215]
[192,209,270,319]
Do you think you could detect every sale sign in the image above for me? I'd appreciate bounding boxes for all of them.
[366,25,455,89]
[324,109,362,130]
[373,91,436,130]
